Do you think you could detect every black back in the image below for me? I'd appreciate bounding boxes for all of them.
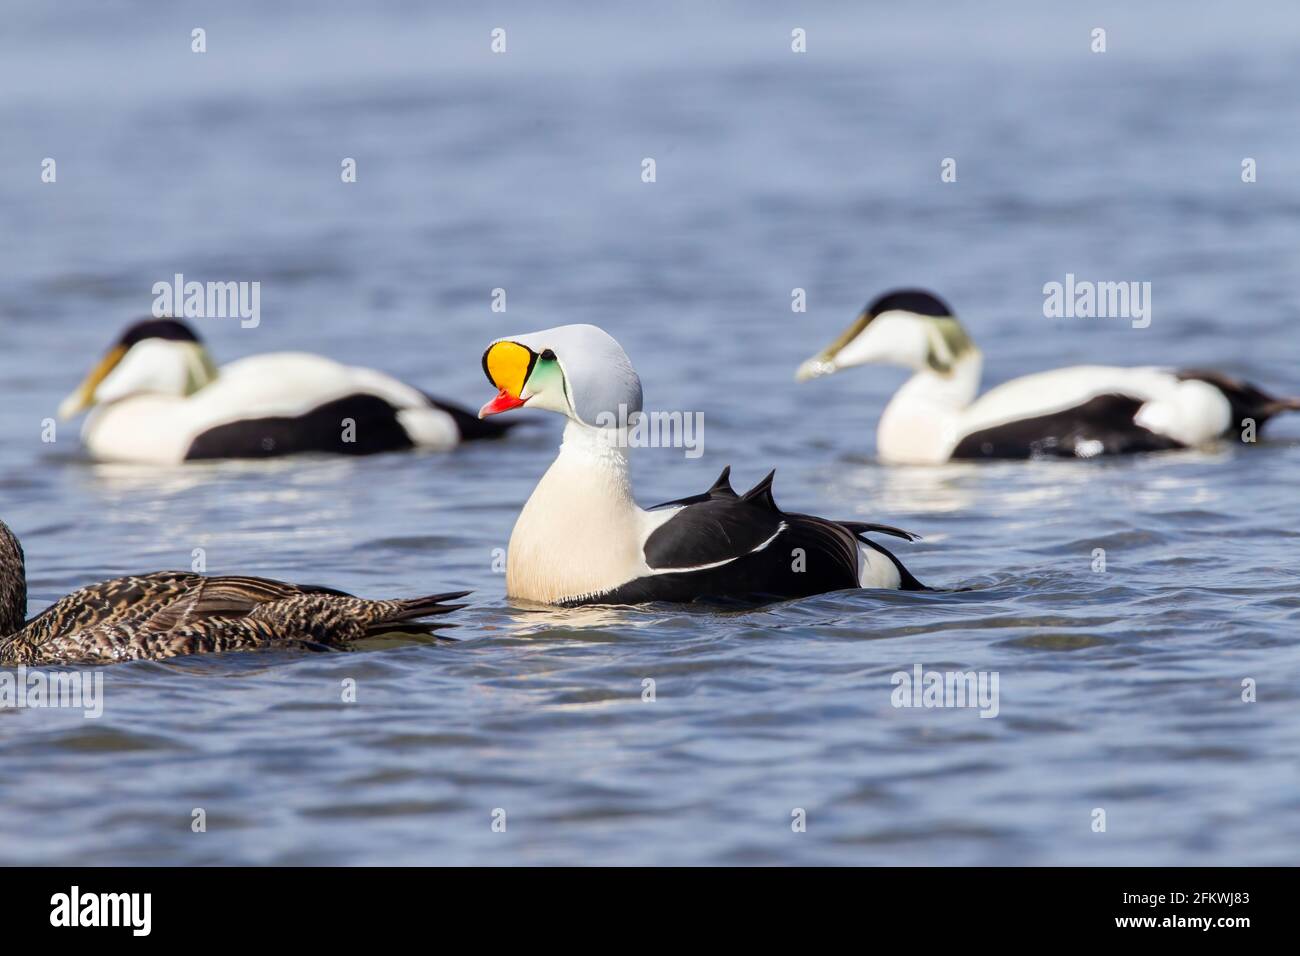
[577,468,925,605]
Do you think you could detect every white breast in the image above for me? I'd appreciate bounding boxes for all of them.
[506,432,650,604]
[82,396,195,464]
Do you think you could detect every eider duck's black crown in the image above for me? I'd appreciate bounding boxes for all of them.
[117,317,202,348]
[866,289,953,319]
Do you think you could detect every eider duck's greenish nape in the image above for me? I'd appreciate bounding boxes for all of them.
[56,317,518,464]
[477,323,926,607]
[0,519,468,666]
[796,288,1300,465]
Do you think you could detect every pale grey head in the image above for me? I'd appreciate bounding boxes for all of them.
[479,323,643,427]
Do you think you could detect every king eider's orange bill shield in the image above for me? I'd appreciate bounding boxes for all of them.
[479,340,534,418]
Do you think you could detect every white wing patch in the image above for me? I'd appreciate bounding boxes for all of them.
[857,545,902,589]
[1132,378,1231,446]
[396,407,459,449]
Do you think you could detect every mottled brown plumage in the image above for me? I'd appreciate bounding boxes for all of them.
[0,520,468,666]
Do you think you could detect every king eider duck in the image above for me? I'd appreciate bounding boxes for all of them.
[0,518,467,666]
[57,317,516,463]
[796,289,1300,464]
[477,324,925,606]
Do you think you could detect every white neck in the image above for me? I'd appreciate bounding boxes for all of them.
[507,420,649,604]
[877,350,983,464]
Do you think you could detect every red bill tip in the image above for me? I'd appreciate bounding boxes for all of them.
[478,388,527,418]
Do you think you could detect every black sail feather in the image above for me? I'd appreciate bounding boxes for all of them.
[739,470,779,511]
[648,465,738,509]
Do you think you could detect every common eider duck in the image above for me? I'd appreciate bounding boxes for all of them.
[796,289,1300,464]
[0,519,467,666]
[477,324,925,606]
[57,318,516,463]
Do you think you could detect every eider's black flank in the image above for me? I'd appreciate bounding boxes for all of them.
[185,394,415,459]
[183,391,513,459]
[951,394,1182,459]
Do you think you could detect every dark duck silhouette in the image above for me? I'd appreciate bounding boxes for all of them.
[0,519,467,666]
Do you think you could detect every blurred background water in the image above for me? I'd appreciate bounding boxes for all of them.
[1,0,1298,865]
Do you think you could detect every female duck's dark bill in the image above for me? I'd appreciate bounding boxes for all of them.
[479,340,535,417]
